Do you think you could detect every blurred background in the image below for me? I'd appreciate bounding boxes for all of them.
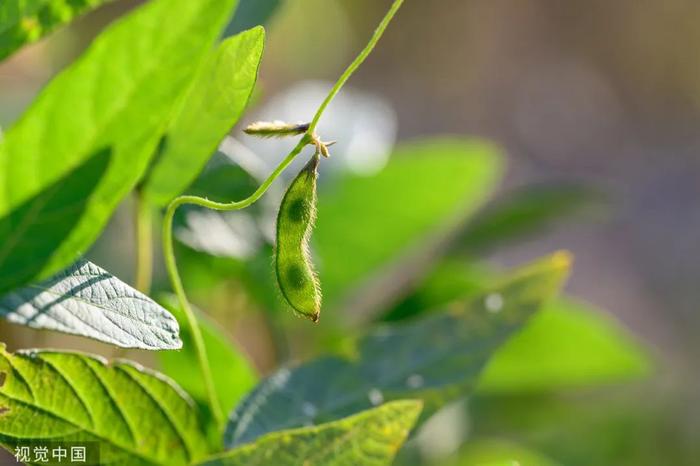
[1,0,698,465]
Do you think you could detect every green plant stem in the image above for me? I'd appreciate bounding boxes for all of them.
[162,136,309,430]
[308,0,404,133]
[161,0,404,432]
[133,191,153,294]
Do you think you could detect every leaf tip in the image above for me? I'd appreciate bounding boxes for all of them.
[250,24,266,37]
[550,249,574,272]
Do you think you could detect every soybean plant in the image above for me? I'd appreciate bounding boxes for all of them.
[161,0,406,428]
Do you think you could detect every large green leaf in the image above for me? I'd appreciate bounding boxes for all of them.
[158,295,258,417]
[224,253,570,448]
[0,0,108,61]
[477,298,651,393]
[0,345,209,465]
[383,260,651,393]
[470,386,700,466]
[315,138,503,308]
[0,0,238,293]
[0,260,182,350]
[382,260,489,322]
[203,400,422,466]
[141,27,265,206]
[384,260,650,391]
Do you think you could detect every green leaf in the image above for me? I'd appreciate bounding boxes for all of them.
[468,390,680,466]
[0,260,182,350]
[0,0,109,61]
[0,0,238,294]
[157,294,257,417]
[477,298,652,393]
[224,253,570,448]
[203,400,422,466]
[384,260,651,391]
[456,182,606,255]
[0,345,209,465]
[447,438,559,466]
[382,260,490,322]
[141,27,265,206]
[315,138,503,308]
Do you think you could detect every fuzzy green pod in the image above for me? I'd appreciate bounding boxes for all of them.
[244,120,310,138]
[275,155,322,322]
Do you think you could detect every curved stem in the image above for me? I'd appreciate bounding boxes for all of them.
[161,0,404,431]
[162,203,224,428]
[133,191,153,294]
[161,136,310,431]
[308,0,404,133]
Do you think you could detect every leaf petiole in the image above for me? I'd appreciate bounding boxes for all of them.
[133,190,153,294]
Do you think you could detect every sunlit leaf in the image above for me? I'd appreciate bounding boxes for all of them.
[204,401,421,466]
[0,0,109,61]
[478,298,652,393]
[0,260,181,350]
[0,0,238,293]
[382,260,650,391]
[0,345,209,465]
[224,253,570,447]
[141,27,265,206]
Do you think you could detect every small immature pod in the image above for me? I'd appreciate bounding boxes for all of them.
[244,120,310,138]
[275,155,322,322]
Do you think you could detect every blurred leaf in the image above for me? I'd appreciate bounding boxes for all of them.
[478,298,652,393]
[0,0,238,293]
[0,345,209,465]
[224,253,570,448]
[142,27,265,206]
[315,138,503,308]
[457,182,606,255]
[227,0,282,36]
[173,154,266,260]
[185,161,259,204]
[382,260,491,322]
[479,463,524,466]
[383,260,650,391]
[177,209,263,260]
[202,401,422,465]
[0,0,109,61]
[157,294,257,417]
[0,260,181,349]
[446,438,559,466]
[470,387,700,466]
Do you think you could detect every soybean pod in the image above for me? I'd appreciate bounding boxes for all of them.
[275,154,322,322]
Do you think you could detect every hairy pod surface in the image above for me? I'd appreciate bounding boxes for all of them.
[244,120,310,138]
[275,155,322,322]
